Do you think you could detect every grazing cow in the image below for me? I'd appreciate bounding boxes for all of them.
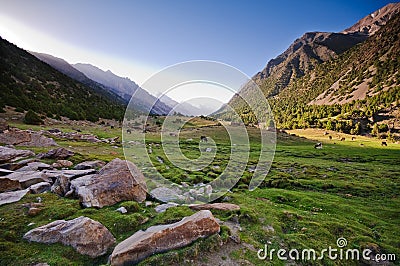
[314,142,323,149]
[111,125,114,129]
[340,137,345,141]
[359,143,364,146]
[381,141,387,146]
[126,129,132,134]
[351,137,356,141]
[324,132,329,135]
[329,136,332,140]
[200,136,208,142]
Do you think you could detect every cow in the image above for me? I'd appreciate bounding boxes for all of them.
[351,137,356,141]
[314,142,323,149]
[324,132,329,135]
[381,141,387,146]
[340,137,345,141]
[126,129,132,134]
[329,136,332,140]
[200,136,208,142]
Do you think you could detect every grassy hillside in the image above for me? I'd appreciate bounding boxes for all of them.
[0,119,399,265]
[0,37,125,122]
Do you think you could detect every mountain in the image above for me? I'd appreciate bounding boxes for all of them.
[0,36,125,121]
[217,3,400,135]
[73,63,172,115]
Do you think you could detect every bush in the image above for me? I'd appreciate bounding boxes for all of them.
[23,110,43,125]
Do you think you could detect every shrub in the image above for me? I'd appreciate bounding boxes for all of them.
[23,110,43,125]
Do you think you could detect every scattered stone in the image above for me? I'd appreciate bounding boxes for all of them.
[150,187,183,202]
[16,162,52,172]
[262,225,275,233]
[28,207,42,216]
[156,156,164,164]
[51,175,70,196]
[0,177,22,192]
[145,201,153,207]
[29,182,51,194]
[0,158,37,171]
[52,160,73,168]
[5,171,52,189]
[78,158,147,208]
[189,203,240,211]
[154,202,179,213]
[0,168,14,176]
[0,146,35,163]
[116,207,128,214]
[205,184,213,195]
[28,222,35,227]
[110,210,220,265]
[73,160,105,170]
[37,147,74,160]
[23,216,116,258]
[205,147,212,152]
[0,189,29,205]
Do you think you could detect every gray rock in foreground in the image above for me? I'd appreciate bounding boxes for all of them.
[0,189,29,205]
[0,146,35,163]
[23,216,116,258]
[78,158,147,208]
[110,210,220,265]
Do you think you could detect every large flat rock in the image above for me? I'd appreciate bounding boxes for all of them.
[23,216,116,258]
[110,210,220,265]
[0,189,29,205]
[4,171,52,189]
[0,146,35,163]
[78,158,147,208]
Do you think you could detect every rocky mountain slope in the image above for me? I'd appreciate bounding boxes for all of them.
[73,63,172,115]
[218,3,400,136]
[0,37,125,121]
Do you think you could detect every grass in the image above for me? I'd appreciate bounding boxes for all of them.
[0,120,399,265]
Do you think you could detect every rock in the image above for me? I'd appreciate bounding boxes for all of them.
[29,182,51,194]
[73,160,105,170]
[52,160,73,168]
[19,133,58,147]
[66,174,96,197]
[154,202,179,213]
[189,203,240,211]
[0,158,37,171]
[0,189,29,205]
[145,201,153,207]
[150,187,183,202]
[0,168,14,176]
[43,169,96,180]
[110,210,220,265]
[77,158,147,208]
[16,162,52,172]
[28,207,42,216]
[116,206,127,214]
[0,129,57,147]
[4,171,52,189]
[37,148,74,160]
[0,177,22,192]
[23,216,116,258]
[51,175,70,196]
[0,146,35,163]
[0,118,8,133]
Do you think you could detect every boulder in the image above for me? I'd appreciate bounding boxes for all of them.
[66,174,96,198]
[0,129,57,147]
[0,118,8,133]
[77,158,147,208]
[29,182,52,194]
[0,168,14,176]
[0,146,35,163]
[23,216,116,258]
[0,177,22,192]
[5,171,52,189]
[16,162,52,172]
[43,169,96,180]
[189,203,241,211]
[51,175,70,196]
[150,186,183,202]
[154,202,179,213]
[0,189,29,205]
[52,160,73,168]
[0,158,37,171]
[73,160,105,170]
[37,147,74,160]
[110,210,220,265]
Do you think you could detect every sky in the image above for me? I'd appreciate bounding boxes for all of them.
[0,0,396,104]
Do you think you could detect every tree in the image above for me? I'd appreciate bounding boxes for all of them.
[23,110,43,125]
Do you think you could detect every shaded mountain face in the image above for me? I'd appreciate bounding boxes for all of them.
[0,37,124,121]
[73,63,172,115]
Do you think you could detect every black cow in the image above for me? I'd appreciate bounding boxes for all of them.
[126,129,132,134]
[200,136,208,142]
[381,141,387,146]
[314,142,323,149]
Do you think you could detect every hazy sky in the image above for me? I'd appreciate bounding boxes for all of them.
[0,0,395,103]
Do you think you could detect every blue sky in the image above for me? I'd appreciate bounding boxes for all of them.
[0,0,395,100]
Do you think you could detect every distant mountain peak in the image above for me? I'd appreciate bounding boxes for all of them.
[341,2,400,36]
